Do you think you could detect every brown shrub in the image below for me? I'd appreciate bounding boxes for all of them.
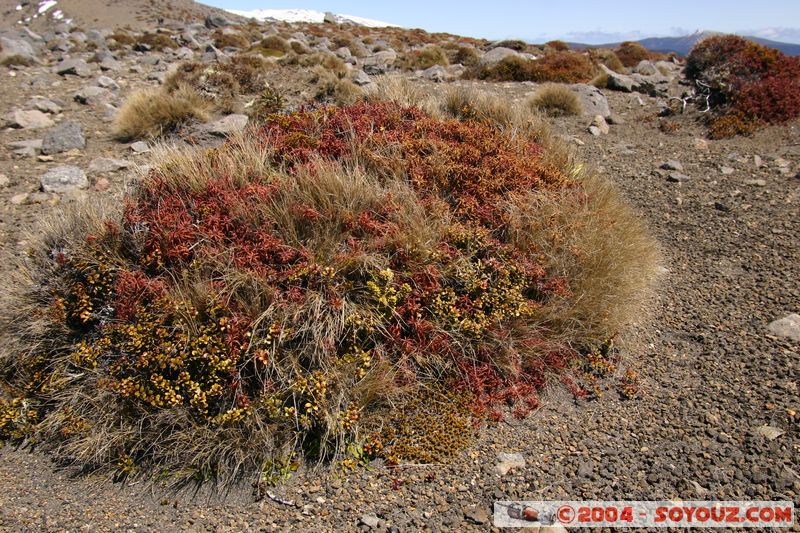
[165,62,239,112]
[546,40,570,51]
[212,30,251,51]
[112,86,212,141]
[494,39,528,51]
[227,54,272,93]
[255,34,289,57]
[588,48,625,73]
[474,52,595,83]
[137,32,178,51]
[615,41,651,68]
[398,45,449,70]
[528,84,583,116]
[310,66,363,106]
[447,45,480,66]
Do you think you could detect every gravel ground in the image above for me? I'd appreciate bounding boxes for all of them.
[1,60,798,531]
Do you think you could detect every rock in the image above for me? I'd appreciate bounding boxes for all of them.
[607,113,625,125]
[96,75,119,90]
[7,139,43,157]
[10,193,29,205]
[601,65,634,92]
[323,11,338,24]
[755,425,786,440]
[41,120,86,155]
[130,141,150,153]
[174,47,194,60]
[40,166,88,193]
[359,513,380,528]
[720,166,735,175]
[693,138,709,150]
[767,314,800,342]
[667,172,691,183]
[480,47,520,66]
[744,179,767,187]
[54,58,92,77]
[352,69,371,86]
[600,65,669,96]
[753,155,763,168]
[714,201,730,212]
[589,115,609,135]
[464,507,490,525]
[420,64,448,82]
[362,50,397,75]
[202,114,248,136]
[661,160,683,171]
[88,157,130,173]
[99,58,122,72]
[496,452,525,476]
[588,125,602,136]
[5,109,54,129]
[634,60,659,76]
[74,86,113,105]
[0,173,9,187]
[569,84,610,118]
[205,14,234,28]
[94,177,111,191]
[28,97,62,114]
[577,459,595,477]
[0,36,37,64]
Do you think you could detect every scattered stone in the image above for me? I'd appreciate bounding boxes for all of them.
[588,126,602,136]
[693,138,709,150]
[0,36,37,64]
[661,160,683,171]
[667,172,690,183]
[40,166,89,193]
[7,139,43,157]
[589,115,609,135]
[714,201,730,212]
[744,179,767,187]
[96,75,119,90]
[54,58,92,77]
[88,157,131,173]
[720,166,735,175]
[0,173,9,188]
[205,14,234,28]
[202,114,248,136]
[607,113,625,125]
[755,425,786,440]
[94,177,111,192]
[359,513,380,528]
[633,60,659,76]
[480,47,519,66]
[688,480,709,498]
[577,459,595,477]
[352,69,371,86]
[569,84,610,118]
[362,50,397,75]
[130,141,150,154]
[753,155,763,168]
[767,314,800,342]
[41,120,86,155]
[496,452,525,476]
[74,86,113,105]
[420,64,447,82]
[5,109,54,129]
[464,507,490,525]
[10,193,29,205]
[323,11,338,24]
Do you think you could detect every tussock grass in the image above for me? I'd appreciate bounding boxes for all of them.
[112,86,212,141]
[528,84,583,117]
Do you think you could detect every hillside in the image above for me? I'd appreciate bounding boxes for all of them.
[571,31,800,56]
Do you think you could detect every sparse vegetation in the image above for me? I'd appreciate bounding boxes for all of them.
[472,51,596,83]
[112,86,212,141]
[528,84,583,116]
[588,47,625,73]
[398,45,449,70]
[615,41,651,68]
[546,40,570,52]
[686,35,800,136]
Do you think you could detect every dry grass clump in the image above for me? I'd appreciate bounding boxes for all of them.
[136,32,178,51]
[255,34,290,57]
[212,30,252,51]
[446,44,480,66]
[398,45,449,70]
[588,48,625,73]
[310,66,363,106]
[1,54,34,67]
[112,86,212,141]
[545,40,570,52]
[2,86,658,488]
[528,84,583,116]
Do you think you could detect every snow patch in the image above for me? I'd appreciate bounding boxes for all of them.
[52,9,63,20]
[15,5,22,11]
[38,0,57,15]
[229,8,396,28]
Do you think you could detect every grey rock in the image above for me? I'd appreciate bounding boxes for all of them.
[174,47,194,60]
[202,114,248,136]
[588,125,602,136]
[5,109,54,129]
[568,84,610,118]
[7,139,43,157]
[362,49,397,74]
[720,166,735,175]
[577,459,595,477]
[496,452,525,476]
[755,425,786,440]
[601,65,669,96]
[28,97,62,114]
[88,157,130,174]
[335,46,352,59]
[420,64,448,82]
[753,154,763,167]
[745,179,767,187]
[767,313,800,342]
[601,65,634,92]
[74,86,113,105]
[667,172,691,183]
[0,173,9,187]
[96,75,119,90]
[661,160,683,171]
[352,69,371,86]
[590,115,609,135]
[54,58,92,77]
[0,36,37,64]
[323,11,338,24]
[99,58,122,71]
[130,141,150,153]
[359,513,380,528]
[607,113,625,125]
[480,46,520,66]
[205,14,234,28]
[41,120,86,155]
[40,166,88,193]
[634,60,659,76]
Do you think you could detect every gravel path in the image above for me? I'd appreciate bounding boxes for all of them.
[1,77,798,531]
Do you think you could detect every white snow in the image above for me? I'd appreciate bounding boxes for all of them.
[38,0,57,15]
[15,5,22,11]
[52,9,63,20]
[229,8,396,28]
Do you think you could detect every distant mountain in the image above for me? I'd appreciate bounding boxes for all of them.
[227,8,396,28]
[570,31,800,57]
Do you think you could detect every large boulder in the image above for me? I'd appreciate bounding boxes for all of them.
[479,47,520,66]
[0,36,37,64]
[5,109,54,129]
[54,58,92,77]
[40,166,88,193]
[362,49,397,75]
[569,84,611,118]
[41,120,86,155]
[601,65,670,96]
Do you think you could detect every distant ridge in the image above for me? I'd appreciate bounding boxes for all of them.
[569,31,800,56]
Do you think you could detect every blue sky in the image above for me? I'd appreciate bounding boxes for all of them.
[202,0,800,43]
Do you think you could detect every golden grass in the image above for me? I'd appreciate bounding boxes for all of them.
[528,84,583,117]
[112,86,212,141]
